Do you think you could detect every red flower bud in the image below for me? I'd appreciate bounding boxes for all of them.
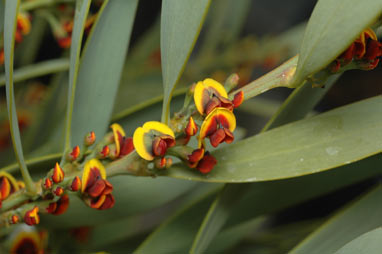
[52,163,64,183]
[71,176,81,192]
[54,186,64,196]
[43,178,53,189]
[24,206,40,226]
[85,131,96,146]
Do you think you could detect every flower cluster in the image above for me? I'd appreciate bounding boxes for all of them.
[132,77,243,174]
[331,28,382,72]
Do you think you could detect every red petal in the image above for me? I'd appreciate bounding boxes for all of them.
[364,40,382,60]
[99,194,115,210]
[87,179,106,198]
[197,153,217,174]
[223,128,234,144]
[232,91,244,108]
[209,128,226,147]
[119,137,134,157]
[152,137,168,157]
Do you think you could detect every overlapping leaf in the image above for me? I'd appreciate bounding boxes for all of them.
[293,0,382,84]
[160,0,211,123]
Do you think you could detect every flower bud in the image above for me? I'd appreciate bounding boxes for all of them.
[84,131,96,146]
[52,163,64,183]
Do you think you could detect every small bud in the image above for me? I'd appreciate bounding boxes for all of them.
[24,206,40,226]
[71,176,81,192]
[54,187,64,196]
[10,214,19,224]
[197,152,217,174]
[52,163,64,183]
[99,145,110,159]
[84,131,96,146]
[224,73,239,92]
[67,146,80,161]
[43,178,53,189]
[232,91,244,108]
[17,181,25,189]
[185,117,198,137]
[57,37,71,48]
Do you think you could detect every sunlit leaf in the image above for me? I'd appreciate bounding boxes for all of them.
[293,0,382,84]
[160,0,211,123]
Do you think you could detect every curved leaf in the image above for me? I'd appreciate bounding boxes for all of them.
[70,0,138,147]
[3,0,36,193]
[160,0,211,123]
[293,0,382,84]
[290,186,382,254]
[63,0,91,152]
[165,96,382,183]
[334,228,382,254]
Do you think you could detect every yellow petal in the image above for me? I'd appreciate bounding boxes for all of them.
[199,107,236,140]
[142,121,175,138]
[133,127,154,161]
[82,159,107,192]
[110,123,126,156]
[0,171,19,192]
[194,79,228,115]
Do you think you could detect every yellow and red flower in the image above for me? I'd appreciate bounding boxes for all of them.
[133,121,175,161]
[194,78,232,115]
[81,159,115,210]
[24,207,40,226]
[111,123,134,158]
[199,107,236,148]
[71,176,81,192]
[0,172,19,206]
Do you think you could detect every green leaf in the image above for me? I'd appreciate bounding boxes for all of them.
[165,96,382,183]
[293,0,382,84]
[136,155,382,253]
[290,186,382,254]
[70,0,138,147]
[63,0,91,153]
[0,58,69,87]
[188,74,341,253]
[334,228,382,254]
[3,0,36,193]
[0,1,4,36]
[160,0,211,123]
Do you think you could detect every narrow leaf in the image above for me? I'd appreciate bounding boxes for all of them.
[290,186,382,254]
[3,0,36,193]
[63,0,91,152]
[334,228,382,254]
[293,0,382,84]
[160,0,211,123]
[166,96,382,183]
[70,0,138,146]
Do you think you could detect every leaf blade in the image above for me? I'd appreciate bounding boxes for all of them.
[160,0,211,123]
[70,0,138,146]
[294,0,382,84]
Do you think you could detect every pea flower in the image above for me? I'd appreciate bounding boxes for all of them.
[46,194,70,216]
[194,78,244,116]
[24,207,40,226]
[81,159,115,210]
[133,121,175,161]
[111,123,134,158]
[199,107,236,148]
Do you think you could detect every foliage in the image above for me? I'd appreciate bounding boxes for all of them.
[0,0,381,253]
